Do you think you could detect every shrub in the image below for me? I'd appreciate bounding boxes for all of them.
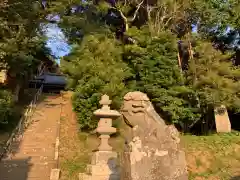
[123,28,201,128]
[0,89,14,125]
[61,33,131,130]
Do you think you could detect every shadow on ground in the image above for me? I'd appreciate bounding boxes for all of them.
[0,157,32,180]
[108,157,120,180]
[230,176,240,180]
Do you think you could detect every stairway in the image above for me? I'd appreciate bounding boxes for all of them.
[0,95,62,180]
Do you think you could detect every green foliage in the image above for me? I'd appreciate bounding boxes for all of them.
[123,28,201,126]
[0,90,14,124]
[187,41,240,111]
[0,0,48,81]
[53,0,240,133]
[61,33,131,130]
[0,0,52,130]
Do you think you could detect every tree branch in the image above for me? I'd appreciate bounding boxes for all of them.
[113,0,144,32]
[131,0,144,22]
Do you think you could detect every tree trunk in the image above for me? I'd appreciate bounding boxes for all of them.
[13,83,21,103]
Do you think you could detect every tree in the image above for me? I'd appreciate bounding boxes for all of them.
[50,0,240,132]
[0,90,14,126]
[122,27,201,130]
[0,0,51,101]
[186,41,240,116]
[0,0,52,126]
[61,33,131,130]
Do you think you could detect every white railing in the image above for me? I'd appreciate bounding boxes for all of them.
[0,85,43,160]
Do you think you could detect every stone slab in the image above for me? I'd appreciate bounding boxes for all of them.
[91,151,118,165]
[214,105,231,133]
[50,168,60,180]
[79,173,120,180]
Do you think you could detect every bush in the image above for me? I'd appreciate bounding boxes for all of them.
[123,28,201,128]
[0,90,14,125]
[61,33,131,130]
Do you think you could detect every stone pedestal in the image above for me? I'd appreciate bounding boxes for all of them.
[79,151,120,180]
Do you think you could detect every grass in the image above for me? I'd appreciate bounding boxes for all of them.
[60,110,240,180]
[182,131,240,180]
[59,128,124,180]
[60,125,240,180]
[60,127,122,180]
[59,92,125,180]
[59,92,240,180]
[58,92,90,180]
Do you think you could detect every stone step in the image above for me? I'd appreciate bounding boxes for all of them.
[11,141,55,147]
[23,131,57,135]
[24,130,57,135]
[1,177,45,180]
[79,173,120,180]
[18,141,55,146]
[17,144,55,149]
[0,167,51,179]
[20,140,56,145]
[1,174,49,180]
[11,141,55,151]
[91,151,118,165]
[10,154,54,159]
[9,152,54,159]
[24,126,58,131]
[10,151,54,157]
[1,160,55,168]
[0,161,53,169]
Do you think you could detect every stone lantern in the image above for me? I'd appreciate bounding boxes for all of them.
[94,94,121,151]
[79,94,121,180]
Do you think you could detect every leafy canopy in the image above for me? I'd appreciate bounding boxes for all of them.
[49,0,240,131]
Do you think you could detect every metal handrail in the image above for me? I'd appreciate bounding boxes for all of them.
[0,85,43,160]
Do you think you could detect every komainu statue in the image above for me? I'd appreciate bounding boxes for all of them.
[120,91,188,180]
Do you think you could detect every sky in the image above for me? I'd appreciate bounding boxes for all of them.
[44,23,71,65]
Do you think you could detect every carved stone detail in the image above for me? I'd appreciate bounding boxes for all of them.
[120,91,188,180]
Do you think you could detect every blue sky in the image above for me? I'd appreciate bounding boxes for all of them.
[44,23,71,64]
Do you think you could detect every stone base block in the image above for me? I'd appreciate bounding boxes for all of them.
[91,151,118,165]
[80,151,120,180]
[50,168,60,180]
[79,173,120,180]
